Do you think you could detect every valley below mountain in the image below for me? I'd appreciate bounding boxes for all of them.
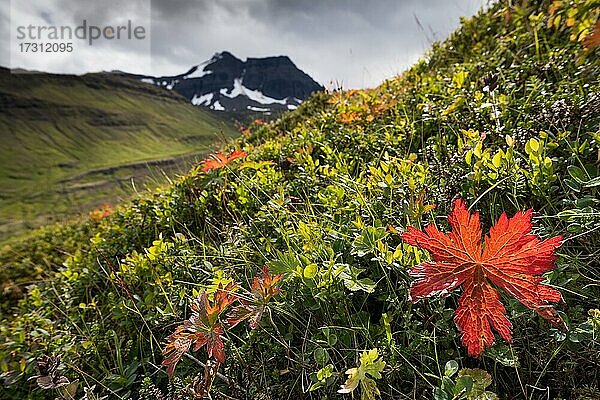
[0,51,323,242]
[0,68,237,241]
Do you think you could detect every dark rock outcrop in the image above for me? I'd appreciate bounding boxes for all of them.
[123,51,323,113]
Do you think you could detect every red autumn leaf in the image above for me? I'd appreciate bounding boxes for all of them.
[402,198,565,357]
[162,282,238,377]
[201,149,247,172]
[226,266,282,330]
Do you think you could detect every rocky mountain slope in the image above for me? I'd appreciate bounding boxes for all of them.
[124,51,324,113]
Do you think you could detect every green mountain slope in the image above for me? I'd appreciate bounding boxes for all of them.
[1,1,599,399]
[0,69,237,241]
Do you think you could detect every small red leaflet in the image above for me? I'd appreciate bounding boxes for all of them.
[201,149,247,172]
[162,282,238,377]
[226,266,282,330]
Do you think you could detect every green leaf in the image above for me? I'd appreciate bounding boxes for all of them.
[444,360,459,377]
[442,96,465,116]
[343,276,376,293]
[360,349,385,379]
[458,368,491,389]
[527,138,540,153]
[465,149,473,165]
[352,226,387,257]
[338,349,385,398]
[316,364,333,381]
[474,141,483,158]
[564,178,582,192]
[322,327,339,346]
[454,375,474,397]
[268,251,300,274]
[340,265,377,293]
[452,70,468,88]
[584,175,600,188]
[456,368,498,399]
[491,151,503,168]
[81,340,93,350]
[567,165,587,183]
[313,348,330,365]
[433,387,451,400]
[575,197,599,208]
[361,378,381,400]
[303,263,318,279]
[382,313,392,344]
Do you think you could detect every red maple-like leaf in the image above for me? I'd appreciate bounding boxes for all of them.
[226,266,282,330]
[201,149,247,172]
[162,283,238,377]
[402,198,565,357]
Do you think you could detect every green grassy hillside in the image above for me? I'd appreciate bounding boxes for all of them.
[0,69,237,241]
[1,1,599,399]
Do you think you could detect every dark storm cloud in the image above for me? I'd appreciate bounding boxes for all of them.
[47,0,152,53]
[145,0,486,87]
[1,0,486,88]
[48,0,148,26]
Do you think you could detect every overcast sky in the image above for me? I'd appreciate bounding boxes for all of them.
[1,0,487,88]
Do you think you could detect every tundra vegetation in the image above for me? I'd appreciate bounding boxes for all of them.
[1,0,599,399]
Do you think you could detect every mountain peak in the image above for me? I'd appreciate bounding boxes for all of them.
[215,50,238,60]
[247,54,292,63]
[135,52,323,114]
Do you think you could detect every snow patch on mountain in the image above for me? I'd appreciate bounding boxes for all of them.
[220,78,288,105]
[158,80,178,90]
[243,85,287,105]
[184,60,213,79]
[220,79,243,98]
[186,68,212,79]
[191,93,213,106]
[247,105,270,112]
[211,101,225,111]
